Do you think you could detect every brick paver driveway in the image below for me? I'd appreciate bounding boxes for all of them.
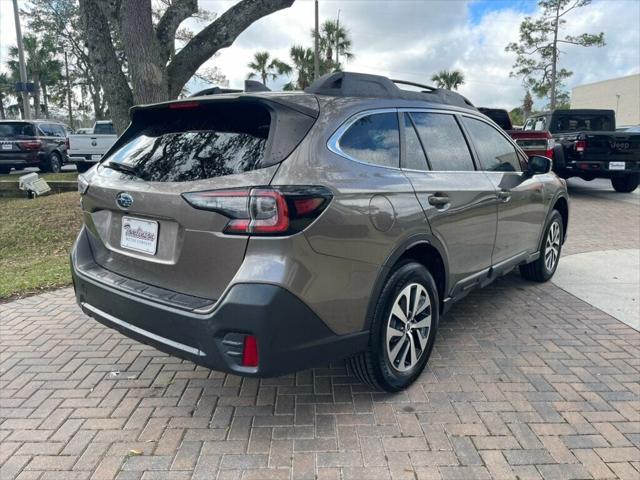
[1,181,639,480]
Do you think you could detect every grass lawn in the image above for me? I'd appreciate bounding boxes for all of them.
[0,192,83,300]
[0,172,78,182]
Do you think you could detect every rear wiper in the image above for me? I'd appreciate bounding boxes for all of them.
[102,162,139,177]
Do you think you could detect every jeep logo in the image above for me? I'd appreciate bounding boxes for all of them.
[611,141,630,150]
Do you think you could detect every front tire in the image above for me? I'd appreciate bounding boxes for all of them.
[611,175,639,193]
[520,210,563,282]
[348,261,439,392]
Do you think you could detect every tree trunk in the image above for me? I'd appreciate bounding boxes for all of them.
[550,2,560,110]
[0,95,5,119]
[119,0,169,105]
[79,0,134,134]
[33,73,41,119]
[42,83,49,118]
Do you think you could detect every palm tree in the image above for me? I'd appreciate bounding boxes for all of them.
[0,73,12,119]
[310,19,354,74]
[430,69,465,90]
[247,51,291,86]
[8,34,63,118]
[283,46,315,91]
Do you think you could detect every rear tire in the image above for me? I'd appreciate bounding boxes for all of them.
[0,166,10,174]
[76,162,92,173]
[348,261,439,392]
[520,210,563,282]
[41,151,62,173]
[611,175,639,193]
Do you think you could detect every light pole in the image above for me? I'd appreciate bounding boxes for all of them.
[336,9,341,68]
[314,0,320,80]
[12,0,31,119]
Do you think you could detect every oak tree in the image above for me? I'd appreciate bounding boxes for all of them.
[79,0,295,133]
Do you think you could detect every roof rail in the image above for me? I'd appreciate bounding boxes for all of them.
[244,80,271,92]
[390,79,436,92]
[190,86,242,97]
[305,71,475,109]
[190,80,271,98]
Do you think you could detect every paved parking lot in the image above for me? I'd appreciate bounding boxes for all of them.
[1,181,639,480]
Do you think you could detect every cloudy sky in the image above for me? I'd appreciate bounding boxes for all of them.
[1,0,639,110]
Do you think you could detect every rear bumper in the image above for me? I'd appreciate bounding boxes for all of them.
[561,159,640,178]
[69,154,99,163]
[0,151,40,167]
[71,228,367,376]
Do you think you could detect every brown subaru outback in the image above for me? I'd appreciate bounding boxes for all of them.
[71,72,569,391]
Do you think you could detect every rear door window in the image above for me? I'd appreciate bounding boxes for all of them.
[462,117,522,172]
[105,103,272,182]
[339,112,400,168]
[410,112,475,171]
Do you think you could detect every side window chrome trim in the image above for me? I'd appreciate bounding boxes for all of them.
[327,108,401,171]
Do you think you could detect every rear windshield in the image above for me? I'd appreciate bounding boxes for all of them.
[105,103,271,182]
[550,113,614,132]
[0,122,36,138]
[94,122,116,135]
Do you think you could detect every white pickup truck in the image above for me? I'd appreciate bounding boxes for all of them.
[68,120,118,172]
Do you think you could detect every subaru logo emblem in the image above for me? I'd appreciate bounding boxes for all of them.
[116,192,134,209]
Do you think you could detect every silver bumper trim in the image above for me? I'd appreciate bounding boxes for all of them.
[81,302,206,356]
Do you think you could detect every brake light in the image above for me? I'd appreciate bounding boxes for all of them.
[169,101,199,109]
[242,335,259,367]
[182,186,332,236]
[19,140,42,150]
[575,140,587,153]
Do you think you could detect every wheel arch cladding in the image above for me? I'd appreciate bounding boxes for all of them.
[365,238,448,332]
[400,243,447,313]
[552,196,569,242]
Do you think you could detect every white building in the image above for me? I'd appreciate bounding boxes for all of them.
[571,74,640,128]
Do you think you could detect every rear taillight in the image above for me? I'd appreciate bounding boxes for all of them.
[19,140,42,150]
[575,140,587,153]
[182,186,332,236]
[65,137,70,149]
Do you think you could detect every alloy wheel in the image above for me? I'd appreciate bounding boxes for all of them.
[386,283,432,372]
[544,221,561,271]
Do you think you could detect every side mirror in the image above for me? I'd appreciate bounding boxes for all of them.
[526,155,552,176]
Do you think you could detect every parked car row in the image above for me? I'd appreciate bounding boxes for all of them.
[480,107,640,193]
[0,119,115,174]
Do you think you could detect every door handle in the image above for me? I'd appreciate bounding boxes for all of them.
[497,190,511,202]
[428,194,450,208]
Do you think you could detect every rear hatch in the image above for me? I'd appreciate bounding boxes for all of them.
[80,95,317,301]
[580,132,640,162]
[0,122,38,158]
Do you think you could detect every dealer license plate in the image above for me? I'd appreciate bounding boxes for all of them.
[1,144,12,150]
[609,161,626,170]
[120,217,158,255]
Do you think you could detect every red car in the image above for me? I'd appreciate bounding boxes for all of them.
[479,108,554,159]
